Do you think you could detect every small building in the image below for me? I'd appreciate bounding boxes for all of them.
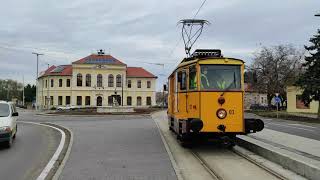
[37,50,157,109]
[244,83,268,110]
[287,86,319,113]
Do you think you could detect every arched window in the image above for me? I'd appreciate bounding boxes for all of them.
[86,74,91,87]
[108,74,114,87]
[97,74,102,87]
[77,73,82,86]
[137,96,142,106]
[116,74,122,87]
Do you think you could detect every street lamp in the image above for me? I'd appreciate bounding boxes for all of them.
[32,52,44,111]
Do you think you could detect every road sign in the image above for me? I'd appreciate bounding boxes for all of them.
[275,96,281,103]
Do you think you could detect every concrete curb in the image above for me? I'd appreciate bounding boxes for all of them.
[20,122,70,180]
[236,135,320,180]
[152,116,184,180]
[51,125,74,180]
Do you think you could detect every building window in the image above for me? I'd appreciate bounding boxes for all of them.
[85,96,90,106]
[108,96,113,106]
[58,96,63,105]
[45,80,48,88]
[116,75,122,87]
[67,79,71,87]
[108,74,114,87]
[147,81,151,88]
[77,96,82,106]
[66,96,70,105]
[137,96,142,106]
[97,96,102,106]
[50,96,53,105]
[127,96,132,106]
[86,74,91,87]
[137,80,141,88]
[51,79,54,87]
[97,74,102,87]
[127,80,131,88]
[59,79,63,87]
[146,97,151,106]
[77,73,82,86]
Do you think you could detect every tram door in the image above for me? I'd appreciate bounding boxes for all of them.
[177,70,188,118]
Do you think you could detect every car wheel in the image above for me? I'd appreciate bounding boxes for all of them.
[5,137,13,148]
[13,125,17,139]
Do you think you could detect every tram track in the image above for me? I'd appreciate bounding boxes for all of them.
[152,111,282,180]
[190,146,280,180]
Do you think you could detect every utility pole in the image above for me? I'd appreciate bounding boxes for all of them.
[47,63,50,110]
[23,75,25,107]
[32,52,44,111]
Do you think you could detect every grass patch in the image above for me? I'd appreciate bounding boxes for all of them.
[246,110,320,124]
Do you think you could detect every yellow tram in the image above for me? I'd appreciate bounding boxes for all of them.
[167,49,264,146]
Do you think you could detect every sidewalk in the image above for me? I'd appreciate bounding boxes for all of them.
[245,129,320,158]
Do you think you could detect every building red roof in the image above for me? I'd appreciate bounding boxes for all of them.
[39,65,72,78]
[73,54,126,66]
[126,67,157,78]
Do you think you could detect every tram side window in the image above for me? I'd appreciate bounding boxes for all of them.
[189,65,197,90]
[178,71,187,90]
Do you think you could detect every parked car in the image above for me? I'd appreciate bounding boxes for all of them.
[250,104,269,110]
[0,101,18,148]
[57,105,77,111]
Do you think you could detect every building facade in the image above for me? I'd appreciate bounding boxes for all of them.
[287,86,319,113]
[244,83,268,110]
[37,51,157,109]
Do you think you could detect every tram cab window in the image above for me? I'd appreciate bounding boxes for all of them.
[200,65,241,90]
[189,65,197,90]
[177,71,187,91]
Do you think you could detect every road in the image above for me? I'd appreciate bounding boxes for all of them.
[245,112,320,141]
[19,111,177,180]
[0,122,60,180]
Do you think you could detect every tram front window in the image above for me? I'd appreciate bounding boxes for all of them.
[200,65,241,90]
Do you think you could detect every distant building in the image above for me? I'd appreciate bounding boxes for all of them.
[244,83,268,110]
[37,50,157,109]
[287,86,319,113]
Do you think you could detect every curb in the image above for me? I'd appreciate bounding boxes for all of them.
[236,136,320,180]
[20,122,72,180]
[51,125,73,180]
[151,113,184,180]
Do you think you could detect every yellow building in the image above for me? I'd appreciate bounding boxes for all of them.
[287,86,319,113]
[37,50,157,109]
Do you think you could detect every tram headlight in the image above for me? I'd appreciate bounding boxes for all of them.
[216,108,227,119]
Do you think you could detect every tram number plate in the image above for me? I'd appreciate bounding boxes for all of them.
[229,110,235,115]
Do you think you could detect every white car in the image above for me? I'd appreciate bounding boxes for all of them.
[57,105,77,111]
[0,101,18,148]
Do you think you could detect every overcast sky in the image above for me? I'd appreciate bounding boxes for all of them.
[0,0,319,90]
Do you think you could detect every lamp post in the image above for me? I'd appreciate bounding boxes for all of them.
[32,52,44,111]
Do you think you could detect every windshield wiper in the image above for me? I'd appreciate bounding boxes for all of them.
[221,72,237,97]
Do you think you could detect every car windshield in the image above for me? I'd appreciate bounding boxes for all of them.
[0,103,10,117]
[200,65,241,91]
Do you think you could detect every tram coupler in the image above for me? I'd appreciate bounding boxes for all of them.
[244,118,264,134]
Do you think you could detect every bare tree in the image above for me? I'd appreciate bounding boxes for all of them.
[250,45,304,105]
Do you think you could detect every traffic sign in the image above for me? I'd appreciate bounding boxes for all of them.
[275,96,281,103]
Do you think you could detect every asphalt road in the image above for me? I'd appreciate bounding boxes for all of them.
[0,122,60,180]
[245,112,320,141]
[19,111,177,180]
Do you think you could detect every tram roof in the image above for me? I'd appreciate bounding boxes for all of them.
[169,57,245,77]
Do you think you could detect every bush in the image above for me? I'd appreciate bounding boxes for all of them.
[50,107,57,110]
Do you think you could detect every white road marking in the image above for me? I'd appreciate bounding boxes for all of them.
[268,122,315,132]
[20,122,66,180]
[289,124,318,129]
